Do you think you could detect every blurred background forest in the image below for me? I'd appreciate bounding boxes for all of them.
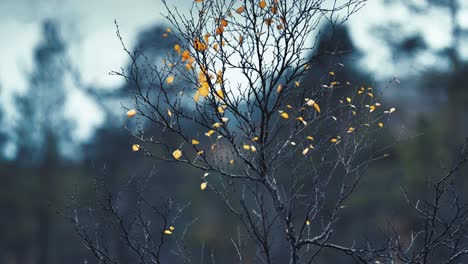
[0,0,468,263]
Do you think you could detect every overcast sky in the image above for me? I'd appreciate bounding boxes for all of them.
[0,0,467,146]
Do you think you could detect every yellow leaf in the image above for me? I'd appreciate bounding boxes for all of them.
[250,145,257,152]
[236,6,245,14]
[259,0,266,9]
[252,136,259,141]
[199,82,210,97]
[166,75,174,84]
[212,122,222,128]
[346,97,351,103]
[164,230,173,235]
[181,50,190,61]
[306,220,310,226]
[213,43,219,51]
[167,109,172,117]
[367,92,374,98]
[287,104,293,109]
[369,105,376,112]
[126,109,137,118]
[313,103,321,113]
[307,136,314,141]
[243,144,251,150]
[378,122,384,128]
[215,89,224,99]
[205,130,215,137]
[296,116,307,126]
[329,71,335,76]
[295,81,300,87]
[302,147,309,155]
[194,91,200,102]
[229,159,235,164]
[330,138,338,143]
[174,44,181,54]
[197,150,204,155]
[169,226,175,231]
[347,127,355,133]
[166,28,172,33]
[218,106,225,114]
[389,107,396,113]
[277,84,283,93]
[132,144,140,152]
[221,117,229,123]
[192,139,200,145]
[200,182,208,191]
[280,112,289,119]
[172,149,182,160]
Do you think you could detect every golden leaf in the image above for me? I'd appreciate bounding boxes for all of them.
[346,97,351,103]
[295,81,300,87]
[166,75,174,84]
[280,112,289,119]
[199,82,210,97]
[215,89,224,99]
[378,122,384,128]
[243,144,251,150]
[167,109,172,117]
[307,136,314,141]
[164,230,173,235]
[126,109,137,118]
[205,130,215,137]
[259,0,266,9]
[302,147,309,155]
[192,139,200,145]
[172,149,182,160]
[200,182,208,191]
[132,144,140,152]
[250,145,257,152]
[306,220,310,226]
[277,84,283,93]
[347,127,355,133]
[330,138,338,143]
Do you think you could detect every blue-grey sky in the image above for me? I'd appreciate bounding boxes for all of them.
[0,0,467,147]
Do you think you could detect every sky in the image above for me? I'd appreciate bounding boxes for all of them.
[0,0,466,149]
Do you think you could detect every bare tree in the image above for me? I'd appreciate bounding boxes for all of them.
[70,0,455,263]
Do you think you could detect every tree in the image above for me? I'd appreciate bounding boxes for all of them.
[70,0,468,263]
[14,19,75,264]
